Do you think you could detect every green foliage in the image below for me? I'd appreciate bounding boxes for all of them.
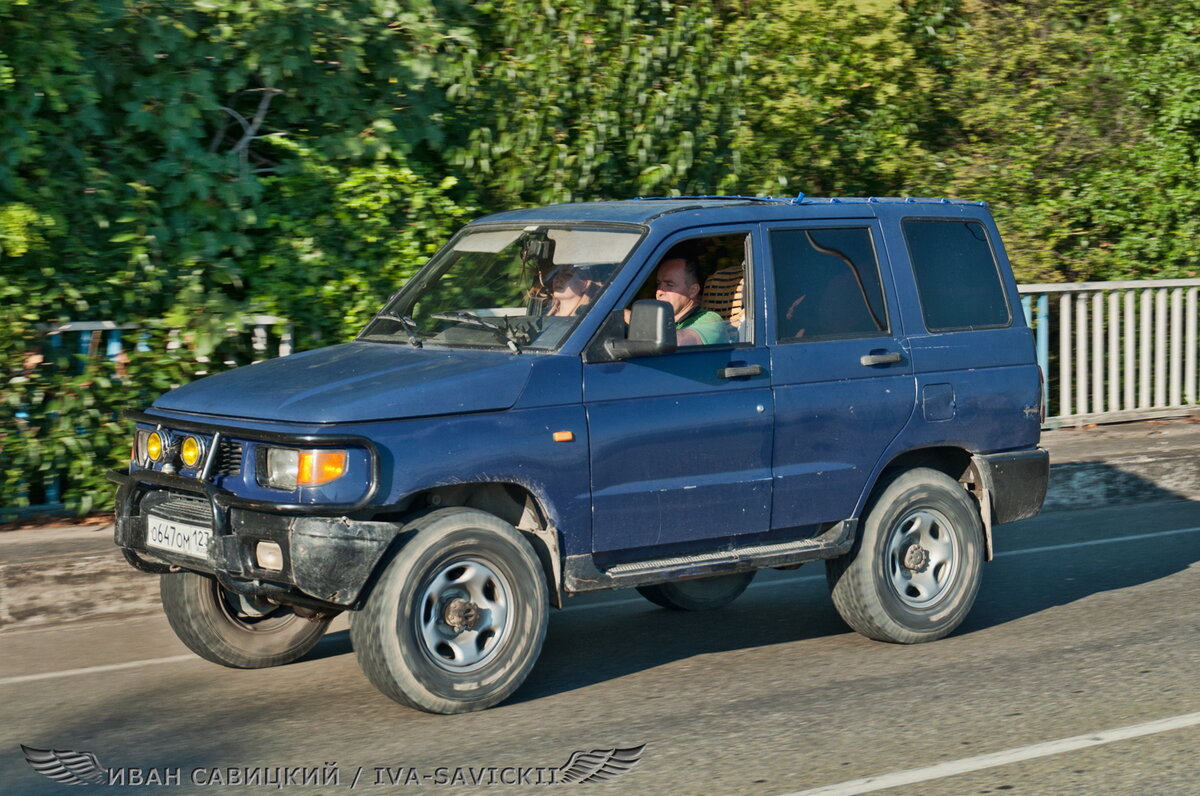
[444,0,749,203]
[1083,0,1200,280]
[0,330,207,517]
[735,0,938,195]
[250,145,473,345]
[0,0,477,514]
[924,0,1200,282]
[3,0,1200,515]
[0,202,54,257]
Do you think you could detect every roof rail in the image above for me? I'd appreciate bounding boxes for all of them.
[628,194,988,207]
[796,196,988,207]
[631,195,791,203]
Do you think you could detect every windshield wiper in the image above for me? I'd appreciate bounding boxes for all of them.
[373,312,423,348]
[432,311,523,354]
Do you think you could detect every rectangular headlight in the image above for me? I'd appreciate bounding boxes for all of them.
[134,430,150,465]
[260,448,348,490]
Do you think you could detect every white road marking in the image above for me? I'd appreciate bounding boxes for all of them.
[2,523,1198,686]
[778,710,1200,796]
[0,615,138,638]
[996,524,1200,557]
[0,655,196,686]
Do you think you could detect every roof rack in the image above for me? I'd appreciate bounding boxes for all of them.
[631,195,792,203]
[630,194,987,207]
[794,196,988,207]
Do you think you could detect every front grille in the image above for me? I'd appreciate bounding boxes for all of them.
[144,493,213,526]
[215,438,244,477]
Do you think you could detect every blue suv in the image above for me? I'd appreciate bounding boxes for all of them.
[111,196,1049,713]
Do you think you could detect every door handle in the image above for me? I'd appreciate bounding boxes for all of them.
[718,364,764,379]
[860,351,902,366]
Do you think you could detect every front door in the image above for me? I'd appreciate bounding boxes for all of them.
[584,231,774,557]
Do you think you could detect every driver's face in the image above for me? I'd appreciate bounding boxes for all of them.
[550,266,586,297]
[655,259,699,317]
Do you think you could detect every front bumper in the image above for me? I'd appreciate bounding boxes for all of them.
[110,467,398,611]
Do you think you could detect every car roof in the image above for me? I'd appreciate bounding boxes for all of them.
[472,196,989,227]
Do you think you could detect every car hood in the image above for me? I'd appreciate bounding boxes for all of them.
[152,342,535,423]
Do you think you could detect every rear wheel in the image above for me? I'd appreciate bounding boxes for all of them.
[160,572,331,668]
[350,508,548,714]
[636,571,756,611]
[826,468,984,644]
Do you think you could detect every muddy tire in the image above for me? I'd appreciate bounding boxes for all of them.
[160,571,331,668]
[350,508,548,714]
[826,467,984,644]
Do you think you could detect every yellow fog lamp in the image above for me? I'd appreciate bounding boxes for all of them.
[146,431,165,462]
[180,435,205,468]
[262,448,348,490]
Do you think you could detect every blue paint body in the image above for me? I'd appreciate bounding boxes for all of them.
[122,197,1043,579]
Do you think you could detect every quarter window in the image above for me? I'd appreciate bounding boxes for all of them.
[903,220,1011,332]
[771,227,888,342]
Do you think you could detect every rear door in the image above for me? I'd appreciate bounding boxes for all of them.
[765,220,917,531]
[878,210,1042,453]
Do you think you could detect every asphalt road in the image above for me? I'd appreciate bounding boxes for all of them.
[2,500,1198,795]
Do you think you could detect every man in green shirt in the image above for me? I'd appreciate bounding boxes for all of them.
[655,256,732,346]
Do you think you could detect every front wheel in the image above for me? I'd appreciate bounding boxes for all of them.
[350,508,548,714]
[826,468,984,644]
[160,572,332,668]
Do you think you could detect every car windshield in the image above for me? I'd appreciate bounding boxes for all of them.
[359,225,642,352]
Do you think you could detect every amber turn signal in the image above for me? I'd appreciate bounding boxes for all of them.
[297,450,348,486]
[262,447,349,490]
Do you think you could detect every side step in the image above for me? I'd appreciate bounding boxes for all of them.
[562,520,856,594]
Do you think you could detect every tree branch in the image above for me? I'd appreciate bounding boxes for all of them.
[231,89,283,163]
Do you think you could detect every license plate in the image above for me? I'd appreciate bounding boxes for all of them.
[146,514,211,560]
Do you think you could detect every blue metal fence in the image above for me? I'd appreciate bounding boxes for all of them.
[5,316,290,519]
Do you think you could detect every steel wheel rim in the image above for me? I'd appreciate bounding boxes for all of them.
[416,557,512,673]
[885,507,959,608]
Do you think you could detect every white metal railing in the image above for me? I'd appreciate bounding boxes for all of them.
[1019,280,1200,427]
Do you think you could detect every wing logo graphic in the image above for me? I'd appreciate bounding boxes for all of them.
[21,745,107,786]
[558,743,646,784]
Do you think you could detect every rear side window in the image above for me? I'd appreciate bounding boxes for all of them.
[770,227,888,342]
[903,220,1011,332]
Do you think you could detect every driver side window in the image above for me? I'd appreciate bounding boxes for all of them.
[627,233,752,347]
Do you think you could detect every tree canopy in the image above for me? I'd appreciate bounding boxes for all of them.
[2,0,1199,513]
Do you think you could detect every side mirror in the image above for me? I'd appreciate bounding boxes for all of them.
[605,300,677,360]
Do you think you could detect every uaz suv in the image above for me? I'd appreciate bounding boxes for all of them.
[111,196,1049,713]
